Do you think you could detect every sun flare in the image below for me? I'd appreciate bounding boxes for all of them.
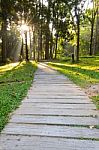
[20,24,29,32]
[20,24,31,45]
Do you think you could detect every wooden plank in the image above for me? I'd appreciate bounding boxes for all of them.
[34,79,70,81]
[34,82,73,85]
[20,103,96,110]
[10,115,99,126]
[2,123,99,139]
[0,135,99,150]
[23,98,92,104]
[31,83,80,88]
[28,95,88,99]
[28,92,86,95]
[28,88,84,92]
[34,78,69,80]
[28,91,86,95]
[30,88,82,92]
[14,108,98,117]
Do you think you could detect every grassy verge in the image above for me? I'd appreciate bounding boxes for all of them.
[92,96,99,110]
[0,61,37,132]
[48,56,99,109]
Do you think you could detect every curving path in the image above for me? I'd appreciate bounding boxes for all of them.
[0,63,99,150]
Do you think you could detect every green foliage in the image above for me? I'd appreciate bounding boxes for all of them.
[80,27,91,55]
[0,0,98,61]
[0,61,37,132]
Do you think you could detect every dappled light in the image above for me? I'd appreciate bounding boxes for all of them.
[49,57,99,88]
[0,63,19,73]
[95,60,99,62]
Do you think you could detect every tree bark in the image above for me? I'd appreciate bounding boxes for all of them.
[45,31,49,60]
[89,1,97,56]
[25,32,29,61]
[1,22,7,63]
[40,25,43,60]
[50,32,53,59]
[55,33,58,59]
[29,28,32,59]
[94,6,99,54]
[20,37,24,60]
[74,3,80,62]
[89,20,94,55]
[76,14,80,62]
[33,28,36,60]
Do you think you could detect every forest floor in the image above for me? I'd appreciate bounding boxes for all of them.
[48,56,99,109]
[85,84,99,97]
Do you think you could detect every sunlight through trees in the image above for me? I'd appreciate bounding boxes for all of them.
[0,0,99,63]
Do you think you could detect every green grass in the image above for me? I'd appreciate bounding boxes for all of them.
[48,56,99,109]
[0,61,37,132]
[92,96,99,110]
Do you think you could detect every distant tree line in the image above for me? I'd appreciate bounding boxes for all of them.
[0,0,99,63]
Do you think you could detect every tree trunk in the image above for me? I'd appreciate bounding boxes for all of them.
[94,7,99,54]
[40,26,43,60]
[76,15,80,62]
[55,33,58,59]
[1,21,7,63]
[1,0,7,63]
[89,21,94,55]
[40,0,43,60]
[29,28,32,59]
[50,32,53,59]
[45,32,49,60]
[33,28,36,60]
[37,32,40,62]
[89,3,97,56]
[20,37,24,61]
[25,32,29,61]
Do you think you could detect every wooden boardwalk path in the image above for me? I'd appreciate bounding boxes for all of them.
[0,63,99,150]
